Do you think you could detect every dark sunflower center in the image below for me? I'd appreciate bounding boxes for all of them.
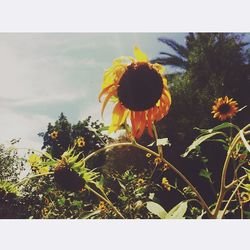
[54,167,85,192]
[218,103,231,114]
[117,62,163,111]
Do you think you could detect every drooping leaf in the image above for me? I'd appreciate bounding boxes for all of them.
[165,201,188,219]
[146,201,168,219]
[182,132,225,157]
[199,168,212,182]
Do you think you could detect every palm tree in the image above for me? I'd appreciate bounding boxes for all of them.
[151,37,190,69]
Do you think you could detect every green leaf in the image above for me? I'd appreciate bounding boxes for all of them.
[199,168,212,182]
[209,122,240,132]
[182,132,225,157]
[165,201,188,219]
[146,201,168,219]
[57,197,66,206]
[118,180,126,190]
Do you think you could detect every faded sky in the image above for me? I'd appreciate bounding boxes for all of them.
[0,33,187,149]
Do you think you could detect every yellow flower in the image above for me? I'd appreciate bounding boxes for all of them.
[77,137,86,148]
[98,201,106,211]
[241,192,250,203]
[28,154,41,167]
[137,178,145,185]
[50,131,58,139]
[99,47,171,139]
[154,157,162,166]
[162,177,171,191]
[211,96,238,121]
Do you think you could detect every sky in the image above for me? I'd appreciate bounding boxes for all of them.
[0,33,187,149]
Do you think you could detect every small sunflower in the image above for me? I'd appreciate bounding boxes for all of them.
[212,96,238,121]
[76,137,86,148]
[98,201,107,211]
[50,131,58,140]
[99,47,171,139]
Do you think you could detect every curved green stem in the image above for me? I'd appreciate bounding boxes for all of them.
[85,184,125,219]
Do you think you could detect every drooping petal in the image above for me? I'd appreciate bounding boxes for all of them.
[98,84,115,102]
[130,112,137,137]
[147,109,154,137]
[163,88,171,104]
[136,113,146,138]
[109,102,127,133]
[134,46,148,62]
[101,89,117,118]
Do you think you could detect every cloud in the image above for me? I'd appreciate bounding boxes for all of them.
[0,105,51,149]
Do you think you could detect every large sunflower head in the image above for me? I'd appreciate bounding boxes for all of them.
[212,96,238,121]
[99,47,171,139]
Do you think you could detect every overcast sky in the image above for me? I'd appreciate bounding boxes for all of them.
[0,33,188,149]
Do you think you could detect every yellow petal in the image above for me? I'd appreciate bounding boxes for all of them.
[134,46,148,62]
[101,89,117,118]
[109,103,128,133]
[153,63,165,74]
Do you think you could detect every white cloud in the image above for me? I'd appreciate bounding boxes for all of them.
[0,105,51,149]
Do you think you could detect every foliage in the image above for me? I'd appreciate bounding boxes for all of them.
[38,113,109,168]
[0,140,25,182]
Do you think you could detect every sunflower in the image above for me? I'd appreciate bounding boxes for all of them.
[50,131,58,140]
[99,47,171,139]
[211,96,238,121]
[76,137,86,148]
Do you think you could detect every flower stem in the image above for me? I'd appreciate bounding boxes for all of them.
[85,184,125,219]
[152,124,163,157]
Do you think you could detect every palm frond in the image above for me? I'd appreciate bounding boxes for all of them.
[151,56,188,69]
[158,37,189,58]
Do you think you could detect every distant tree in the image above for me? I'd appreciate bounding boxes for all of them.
[38,113,109,168]
[0,140,25,182]
[154,33,250,151]
[152,33,250,203]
